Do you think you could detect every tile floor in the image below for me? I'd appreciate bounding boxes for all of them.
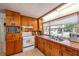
[12,46,44,56]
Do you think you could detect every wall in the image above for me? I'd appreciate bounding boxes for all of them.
[0,10,6,55]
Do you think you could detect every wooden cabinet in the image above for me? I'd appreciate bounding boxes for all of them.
[35,36,38,48]
[13,12,20,26]
[14,39,22,53]
[61,46,77,56]
[21,16,29,26]
[14,33,22,53]
[6,33,22,56]
[39,38,44,53]
[28,18,33,26]
[5,10,22,55]
[21,15,34,26]
[50,42,61,56]
[38,19,43,31]
[6,15,13,26]
[37,37,41,50]
[6,33,13,41]
[6,40,14,55]
[32,19,38,31]
[21,15,38,31]
[35,36,61,56]
[5,10,20,26]
[35,36,79,56]
[44,40,51,56]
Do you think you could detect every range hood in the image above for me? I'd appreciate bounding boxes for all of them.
[22,26,33,28]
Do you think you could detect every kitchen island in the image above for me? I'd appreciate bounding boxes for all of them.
[35,35,79,56]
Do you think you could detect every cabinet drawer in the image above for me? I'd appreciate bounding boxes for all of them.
[61,46,77,56]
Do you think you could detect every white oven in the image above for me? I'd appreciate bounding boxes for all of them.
[22,32,35,48]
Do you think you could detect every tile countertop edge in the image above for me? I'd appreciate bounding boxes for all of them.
[36,35,79,51]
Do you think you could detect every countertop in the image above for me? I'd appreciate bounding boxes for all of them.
[36,35,79,51]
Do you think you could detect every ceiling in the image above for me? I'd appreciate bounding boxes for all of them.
[0,3,61,18]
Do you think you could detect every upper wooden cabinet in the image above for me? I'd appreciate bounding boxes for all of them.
[5,10,21,26]
[32,19,38,31]
[21,15,38,31]
[28,17,33,26]
[21,15,34,26]
[38,19,43,31]
[21,15,29,26]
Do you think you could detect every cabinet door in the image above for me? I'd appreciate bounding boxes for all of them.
[39,38,43,52]
[33,20,38,31]
[13,13,20,26]
[44,40,51,56]
[14,33,22,53]
[28,18,33,26]
[38,19,43,31]
[6,40,14,55]
[35,36,38,48]
[6,33,13,41]
[6,33,14,55]
[51,42,61,56]
[6,15,14,26]
[6,10,20,26]
[6,10,15,26]
[21,16,29,26]
[14,39,22,53]
[41,39,45,53]
[38,38,41,50]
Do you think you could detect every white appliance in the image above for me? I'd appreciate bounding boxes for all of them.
[22,32,35,48]
[69,33,79,42]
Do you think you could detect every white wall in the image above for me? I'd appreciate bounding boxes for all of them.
[0,11,6,55]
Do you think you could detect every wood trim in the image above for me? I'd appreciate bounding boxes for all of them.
[5,9,20,14]
[21,15,37,19]
[37,3,66,19]
[5,9,37,19]
[37,19,39,31]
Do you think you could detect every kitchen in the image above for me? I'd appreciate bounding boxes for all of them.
[0,3,79,56]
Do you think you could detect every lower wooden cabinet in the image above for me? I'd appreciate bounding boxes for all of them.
[61,46,77,56]
[44,41,51,56]
[35,36,38,48]
[50,42,61,56]
[6,33,22,56]
[35,36,79,56]
[14,39,22,53]
[6,40,14,55]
